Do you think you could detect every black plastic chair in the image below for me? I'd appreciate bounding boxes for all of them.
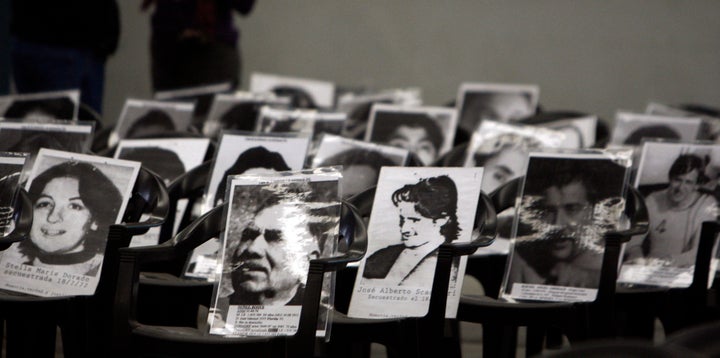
[324,185,497,358]
[112,199,368,358]
[664,319,720,356]
[455,177,649,357]
[539,339,700,358]
[615,221,720,339]
[0,189,33,252]
[0,167,169,357]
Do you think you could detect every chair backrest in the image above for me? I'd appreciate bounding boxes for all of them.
[664,320,720,356]
[113,198,367,357]
[158,160,213,246]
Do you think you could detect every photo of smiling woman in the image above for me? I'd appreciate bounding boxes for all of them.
[14,161,123,276]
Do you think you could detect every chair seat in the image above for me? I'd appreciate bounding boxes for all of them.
[132,324,274,344]
[140,272,213,288]
[458,294,578,325]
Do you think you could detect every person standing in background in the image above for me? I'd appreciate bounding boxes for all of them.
[10,0,119,114]
[143,0,255,92]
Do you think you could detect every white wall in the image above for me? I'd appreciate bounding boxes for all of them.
[104,0,720,128]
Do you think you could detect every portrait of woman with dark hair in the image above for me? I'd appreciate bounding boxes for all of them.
[117,147,186,184]
[271,85,317,109]
[11,161,123,276]
[368,111,445,166]
[362,175,459,286]
[622,125,681,145]
[205,101,260,137]
[4,97,76,121]
[214,146,291,205]
[319,148,397,198]
[124,109,177,139]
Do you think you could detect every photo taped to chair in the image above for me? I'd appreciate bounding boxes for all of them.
[249,72,336,109]
[312,134,408,198]
[111,99,195,145]
[202,91,290,138]
[208,169,341,337]
[0,90,80,121]
[184,132,311,281]
[619,141,720,288]
[365,104,457,166]
[464,120,566,193]
[0,149,140,297]
[456,82,539,134]
[0,119,95,183]
[115,137,211,248]
[348,167,483,319]
[501,150,632,303]
[610,111,702,146]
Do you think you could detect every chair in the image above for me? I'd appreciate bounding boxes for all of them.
[664,319,720,356]
[615,221,720,339]
[111,199,368,357]
[324,185,497,358]
[455,177,649,357]
[0,167,169,357]
[0,189,33,252]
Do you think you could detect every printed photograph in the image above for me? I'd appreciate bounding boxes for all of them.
[464,121,565,193]
[365,104,457,166]
[202,92,290,138]
[620,142,720,287]
[202,132,310,213]
[0,149,140,296]
[312,134,409,198]
[336,88,422,140]
[254,106,316,135]
[209,170,340,336]
[502,151,631,302]
[610,111,702,146]
[348,167,483,319]
[0,120,95,182]
[249,72,336,109]
[113,99,195,141]
[0,90,79,121]
[115,138,211,184]
[456,83,539,133]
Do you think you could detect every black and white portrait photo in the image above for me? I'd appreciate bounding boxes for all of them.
[619,142,720,288]
[365,104,457,166]
[312,134,409,198]
[209,170,340,336]
[0,120,95,182]
[254,106,316,135]
[249,72,336,109]
[464,121,565,193]
[540,116,598,149]
[202,132,310,213]
[456,83,539,133]
[646,102,720,143]
[502,151,631,303]
[348,167,483,319]
[0,90,79,121]
[610,112,702,146]
[112,99,195,144]
[0,149,140,297]
[202,92,289,138]
[336,88,422,140]
[115,138,210,184]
